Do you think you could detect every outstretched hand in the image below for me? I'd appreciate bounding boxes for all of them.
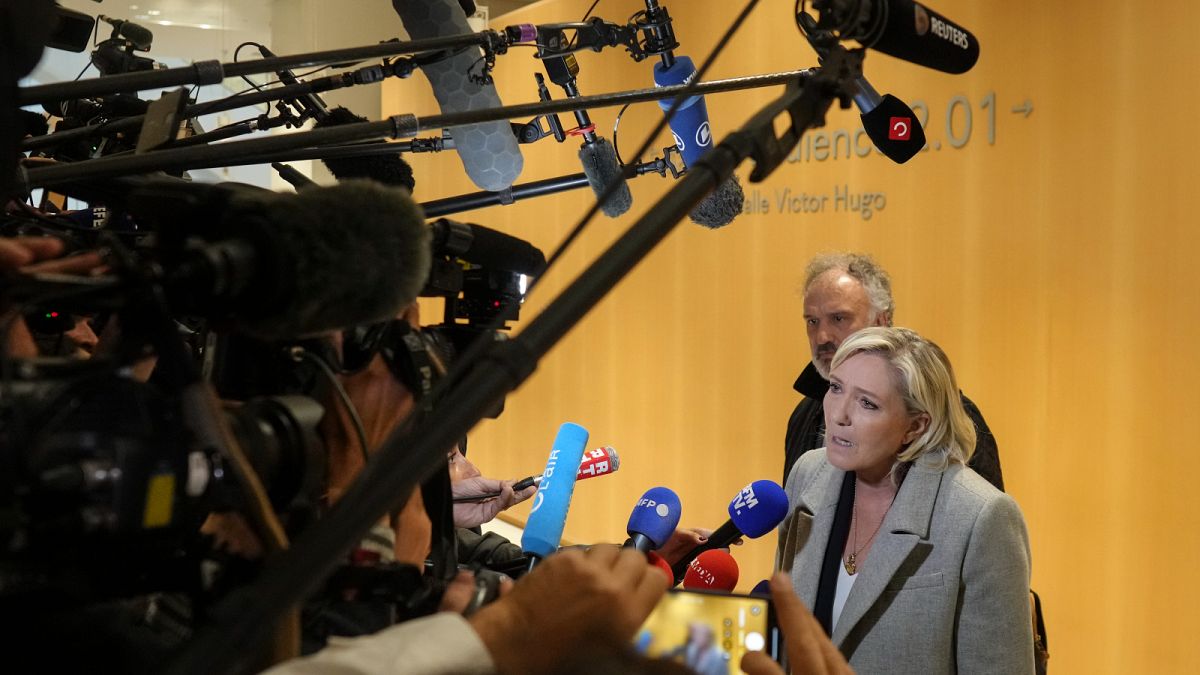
[452,476,538,528]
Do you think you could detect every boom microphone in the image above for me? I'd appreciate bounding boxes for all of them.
[521,423,589,566]
[541,50,632,217]
[393,0,524,191]
[652,52,744,228]
[683,549,739,592]
[811,0,979,74]
[136,179,430,339]
[98,15,154,51]
[624,487,682,553]
[669,480,790,583]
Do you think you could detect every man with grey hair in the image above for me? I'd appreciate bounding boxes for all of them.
[783,252,1004,490]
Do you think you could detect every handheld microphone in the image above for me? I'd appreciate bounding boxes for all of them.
[669,480,790,583]
[749,579,771,596]
[393,0,524,191]
[683,549,740,592]
[810,0,979,74]
[98,15,154,51]
[520,423,589,566]
[651,50,744,228]
[624,486,682,553]
[451,446,620,503]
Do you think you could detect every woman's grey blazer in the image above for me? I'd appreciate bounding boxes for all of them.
[778,449,1035,674]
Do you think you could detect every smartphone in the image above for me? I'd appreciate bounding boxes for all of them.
[634,589,780,674]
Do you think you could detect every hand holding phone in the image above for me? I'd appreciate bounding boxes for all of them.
[741,574,853,675]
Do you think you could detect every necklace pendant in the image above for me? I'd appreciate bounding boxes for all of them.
[844,554,857,575]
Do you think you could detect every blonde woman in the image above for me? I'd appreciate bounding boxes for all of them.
[778,327,1033,674]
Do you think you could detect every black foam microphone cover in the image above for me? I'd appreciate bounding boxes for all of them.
[859,93,925,164]
[689,175,745,229]
[314,107,416,193]
[579,137,633,218]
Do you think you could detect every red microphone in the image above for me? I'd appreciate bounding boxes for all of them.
[682,550,740,592]
[647,551,675,583]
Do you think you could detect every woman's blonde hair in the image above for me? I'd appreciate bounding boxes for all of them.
[830,327,975,472]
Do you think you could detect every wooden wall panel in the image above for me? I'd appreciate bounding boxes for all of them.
[383,1,1200,671]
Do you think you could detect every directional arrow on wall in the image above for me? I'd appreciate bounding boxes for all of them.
[1011,100,1034,117]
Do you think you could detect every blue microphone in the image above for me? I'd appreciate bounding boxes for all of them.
[521,422,589,566]
[653,55,712,171]
[624,487,682,553]
[652,54,744,229]
[749,579,771,597]
[669,479,790,583]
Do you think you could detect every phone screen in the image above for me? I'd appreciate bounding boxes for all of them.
[634,589,779,674]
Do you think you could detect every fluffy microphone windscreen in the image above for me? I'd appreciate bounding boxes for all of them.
[314,107,416,192]
[578,137,633,218]
[393,0,524,191]
[689,174,745,229]
[222,180,430,339]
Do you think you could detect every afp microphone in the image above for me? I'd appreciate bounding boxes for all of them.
[521,423,589,567]
[624,487,682,553]
[393,0,524,191]
[683,549,740,592]
[669,480,790,583]
[811,0,979,74]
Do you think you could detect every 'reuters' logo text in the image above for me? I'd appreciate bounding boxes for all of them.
[914,4,970,49]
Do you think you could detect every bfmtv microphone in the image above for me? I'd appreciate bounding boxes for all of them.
[624,487,682,553]
[652,55,744,229]
[521,423,589,567]
[683,549,739,592]
[811,0,979,74]
[393,0,524,191]
[669,480,790,583]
